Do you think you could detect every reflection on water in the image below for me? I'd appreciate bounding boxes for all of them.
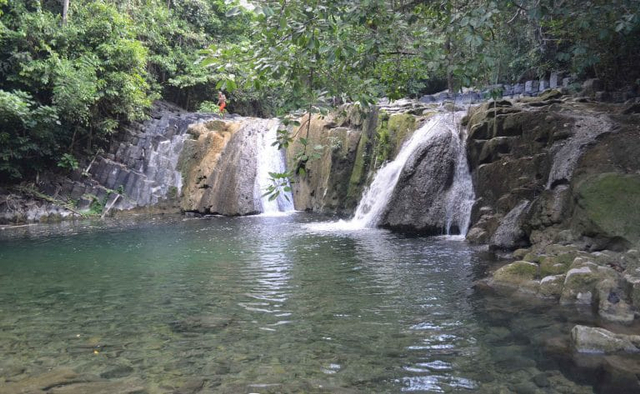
[0,215,608,393]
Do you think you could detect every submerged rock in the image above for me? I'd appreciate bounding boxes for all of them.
[571,325,640,354]
[0,368,146,394]
[169,315,233,334]
[596,278,635,324]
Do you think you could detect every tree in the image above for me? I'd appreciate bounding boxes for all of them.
[61,0,69,25]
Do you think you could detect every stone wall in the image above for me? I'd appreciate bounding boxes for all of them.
[0,101,215,224]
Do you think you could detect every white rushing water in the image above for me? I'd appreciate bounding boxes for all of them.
[443,113,475,237]
[309,111,474,234]
[254,119,295,214]
[349,115,447,229]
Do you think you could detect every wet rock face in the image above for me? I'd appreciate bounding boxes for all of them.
[379,129,457,234]
[91,101,214,210]
[1,102,217,223]
[465,96,640,251]
[289,105,384,214]
[181,119,261,216]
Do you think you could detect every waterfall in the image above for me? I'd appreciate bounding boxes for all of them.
[350,115,446,228]
[443,117,475,237]
[348,111,474,235]
[253,119,295,214]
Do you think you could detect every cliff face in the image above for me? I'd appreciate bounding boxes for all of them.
[287,102,432,215]
[178,119,261,216]
[0,101,212,224]
[463,94,640,251]
[463,94,640,326]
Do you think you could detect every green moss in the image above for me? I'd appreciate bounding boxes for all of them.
[494,261,539,283]
[507,261,538,277]
[512,248,530,260]
[538,89,564,101]
[387,113,417,153]
[540,256,570,276]
[372,112,418,165]
[523,252,542,263]
[348,130,371,189]
[576,173,640,244]
[345,110,378,208]
[373,113,391,165]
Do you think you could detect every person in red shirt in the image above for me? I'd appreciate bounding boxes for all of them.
[217,91,227,115]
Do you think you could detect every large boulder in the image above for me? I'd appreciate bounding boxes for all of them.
[571,173,640,249]
[559,259,604,305]
[596,278,635,324]
[379,125,458,234]
[490,200,531,249]
[491,260,540,294]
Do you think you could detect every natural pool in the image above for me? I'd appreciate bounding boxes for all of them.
[0,214,624,393]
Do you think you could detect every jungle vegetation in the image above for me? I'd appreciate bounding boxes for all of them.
[1,0,638,182]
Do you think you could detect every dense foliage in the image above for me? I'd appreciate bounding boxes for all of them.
[0,0,250,181]
[1,0,638,183]
[208,0,639,112]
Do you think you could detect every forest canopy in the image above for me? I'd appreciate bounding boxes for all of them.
[1,0,638,182]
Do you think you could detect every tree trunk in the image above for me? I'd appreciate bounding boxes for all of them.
[62,0,69,25]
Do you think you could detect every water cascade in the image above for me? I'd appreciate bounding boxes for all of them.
[90,105,294,216]
[349,111,474,235]
[253,119,295,214]
[443,117,475,236]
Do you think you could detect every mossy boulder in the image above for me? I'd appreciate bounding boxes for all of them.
[538,274,565,299]
[522,252,542,263]
[492,261,540,293]
[559,258,611,305]
[512,248,530,260]
[572,173,640,247]
[596,278,635,324]
[539,252,576,276]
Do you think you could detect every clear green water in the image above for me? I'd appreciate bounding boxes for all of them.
[0,214,607,393]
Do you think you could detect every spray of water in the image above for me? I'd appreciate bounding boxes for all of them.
[306,110,474,236]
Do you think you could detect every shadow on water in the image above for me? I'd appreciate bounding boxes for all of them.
[0,214,635,393]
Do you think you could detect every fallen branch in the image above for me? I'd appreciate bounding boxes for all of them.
[101,194,121,219]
